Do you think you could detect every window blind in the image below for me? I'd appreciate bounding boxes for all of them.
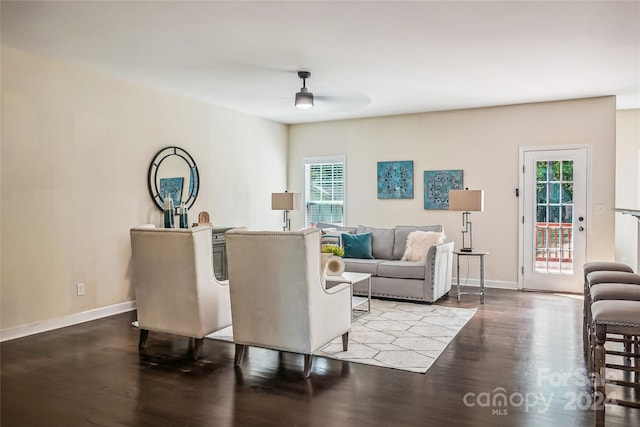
[304,160,344,227]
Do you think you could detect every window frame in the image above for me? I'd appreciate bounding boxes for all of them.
[302,155,346,227]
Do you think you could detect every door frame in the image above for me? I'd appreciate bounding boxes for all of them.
[517,145,592,291]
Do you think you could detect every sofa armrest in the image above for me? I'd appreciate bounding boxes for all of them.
[425,240,454,301]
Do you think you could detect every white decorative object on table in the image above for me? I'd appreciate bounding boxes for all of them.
[320,253,332,275]
[320,244,345,276]
[326,256,345,276]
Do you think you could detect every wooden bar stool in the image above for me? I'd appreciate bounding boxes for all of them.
[583,262,634,330]
[592,300,640,427]
[584,271,640,356]
[584,262,635,288]
[584,261,634,279]
[588,283,640,376]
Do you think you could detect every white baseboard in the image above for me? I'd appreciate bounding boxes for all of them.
[452,278,518,290]
[0,300,137,342]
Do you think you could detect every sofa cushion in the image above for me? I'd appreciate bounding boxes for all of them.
[316,222,357,234]
[343,232,374,259]
[342,258,383,275]
[377,260,426,280]
[320,229,343,249]
[356,226,395,260]
[402,231,445,262]
[393,225,443,260]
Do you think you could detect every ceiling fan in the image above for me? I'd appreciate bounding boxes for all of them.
[295,71,314,109]
[245,69,370,118]
[292,70,370,112]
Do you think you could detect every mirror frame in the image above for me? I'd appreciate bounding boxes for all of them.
[147,146,199,213]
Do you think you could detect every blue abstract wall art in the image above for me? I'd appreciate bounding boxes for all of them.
[423,170,464,210]
[377,161,414,199]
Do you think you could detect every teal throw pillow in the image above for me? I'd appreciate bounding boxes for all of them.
[342,232,374,259]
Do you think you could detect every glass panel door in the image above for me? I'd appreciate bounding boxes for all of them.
[521,147,588,293]
[535,160,574,274]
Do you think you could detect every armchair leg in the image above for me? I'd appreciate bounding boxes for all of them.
[342,332,349,351]
[234,344,246,366]
[138,329,149,351]
[192,338,204,360]
[303,354,314,379]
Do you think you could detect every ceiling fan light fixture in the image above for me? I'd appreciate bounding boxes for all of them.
[295,87,314,109]
[295,71,314,109]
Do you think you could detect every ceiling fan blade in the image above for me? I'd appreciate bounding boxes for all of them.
[314,93,371,108]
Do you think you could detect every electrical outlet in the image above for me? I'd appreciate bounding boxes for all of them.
[76,283,85,296]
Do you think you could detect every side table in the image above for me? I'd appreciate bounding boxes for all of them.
[325,272,372,318]
[453,250,489,304]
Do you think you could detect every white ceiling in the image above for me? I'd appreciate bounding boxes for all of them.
[2,1,639,124]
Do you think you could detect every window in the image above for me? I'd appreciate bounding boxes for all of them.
[304,156,345,227]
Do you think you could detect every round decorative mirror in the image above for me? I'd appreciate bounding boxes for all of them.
[147,146,199,212]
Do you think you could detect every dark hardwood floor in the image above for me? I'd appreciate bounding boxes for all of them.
[2,288,638,427]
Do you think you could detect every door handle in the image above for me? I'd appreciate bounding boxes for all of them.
[578,226,584,232]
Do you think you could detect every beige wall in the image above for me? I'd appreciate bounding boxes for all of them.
[615,109,640,271]
[288,97,617,285]
[0,45,626,333]
[1,46,288,331]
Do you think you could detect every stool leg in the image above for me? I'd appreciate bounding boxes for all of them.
[623,334,632,364]
[586,294,594,370]
[583,283,589,355]
[594,324,606,427]
[589,318,596,381]
[635,336,640,382]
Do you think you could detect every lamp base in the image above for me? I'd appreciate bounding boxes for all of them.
[282,210,291,231]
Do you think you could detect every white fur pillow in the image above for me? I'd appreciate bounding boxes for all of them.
[401,231,445,262]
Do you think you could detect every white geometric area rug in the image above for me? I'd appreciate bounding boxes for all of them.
[207,299,477,374]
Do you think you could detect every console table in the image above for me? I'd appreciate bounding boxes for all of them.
[211,227,233,281]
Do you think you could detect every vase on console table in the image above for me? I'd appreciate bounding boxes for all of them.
[178,202,189,229]
[162,197,174,228]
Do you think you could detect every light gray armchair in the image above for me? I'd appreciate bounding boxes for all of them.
[130,225,232,359]
[226,228,352,378]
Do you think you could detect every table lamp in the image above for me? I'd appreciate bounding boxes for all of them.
[449,189,484,252]
[271,191,301,231]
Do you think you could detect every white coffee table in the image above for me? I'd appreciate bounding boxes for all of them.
[325,272,372,317]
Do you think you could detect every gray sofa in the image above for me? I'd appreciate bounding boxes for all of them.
[317,223,454,303]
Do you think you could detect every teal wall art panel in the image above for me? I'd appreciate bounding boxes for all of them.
[423,170,463,209]
[377,161,414,199]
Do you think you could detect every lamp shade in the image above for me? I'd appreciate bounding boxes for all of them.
[271,192,301,210]
[449,190,484,212]
[295,88,314,109]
